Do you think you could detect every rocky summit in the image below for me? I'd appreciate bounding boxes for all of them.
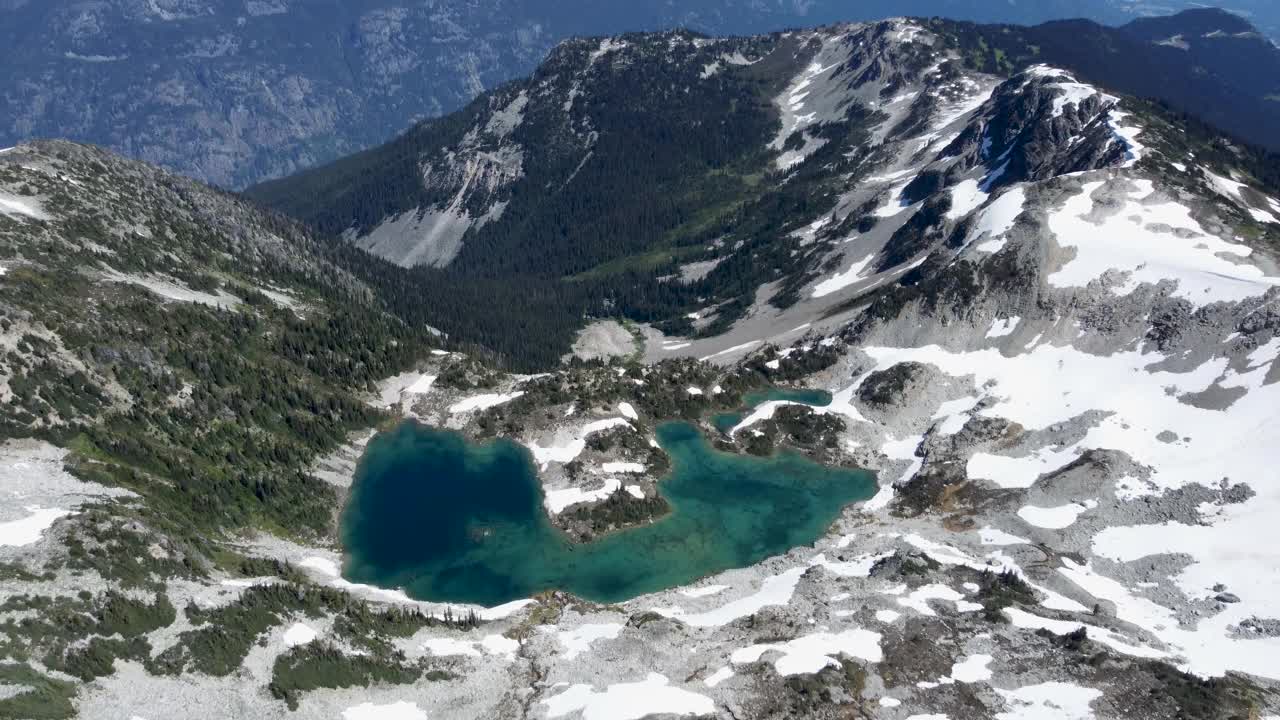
[2,8,1280,720]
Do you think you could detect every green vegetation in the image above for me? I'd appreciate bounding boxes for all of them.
[0,143,490,703]
[562,490,671,541]
[767,658,867,717]
[222,556,310,585]
[149,582,475,679]
[0,589,173,694]
[1136,660,1265,720]
[268,642,431,711]
[48,636,153,681]
[0,663,78,720]
[772,406,845,451]
[566,244,706,282]
[0,562,52,583]
[0,145,448,563]
[977,569,1037,621]
[96,592,177,638]
[59,509,202,590]
[858,362,928,406]
[0,577,472,707]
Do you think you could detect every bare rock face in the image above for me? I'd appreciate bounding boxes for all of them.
[944,68,1131,191]
[858,361,933,408]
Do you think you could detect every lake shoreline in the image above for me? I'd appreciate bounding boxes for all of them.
[339,418,877,606]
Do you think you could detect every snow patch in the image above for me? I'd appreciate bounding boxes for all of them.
[811,253,876,298]
[700,340,761,362]
[601,461,644,474]
[102,269,240,309]
[588,38,628,64]
[544,479,622,514]
[0,193,51,221]
[979,527,1032,546]
[405,375,437,394]
[995,681,1102,720]
[0,506,72,547]
[558,623,623,660]
[653,567,805,627]
[730,628,882,675]
[342,701,428,720]
[1206,170,1279,224]
[950,653,994,682]
[897,584,983,616]
[770,58,841,170]
[967,187,1027,253]
[422,633,519,660]
[967,443,1080,486]
[704,667,733,687]
[1004,608,1167,660]
[1018,501,1096,529]
[479,599,534,620]
[946,179,988,220]
[544,673,713,720]
[985,316,1021,339]
[678,585,728,599]
[282,622,317,648]
[449,391,524,414]
[1047,179,1277,304]
[528,417,632,470]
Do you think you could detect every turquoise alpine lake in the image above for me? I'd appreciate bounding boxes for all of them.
[340,419,875,606]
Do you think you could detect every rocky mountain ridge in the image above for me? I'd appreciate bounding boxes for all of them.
[249,11,1280,368]
[4,2,1278,189]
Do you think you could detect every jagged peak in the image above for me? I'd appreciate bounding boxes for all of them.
[945,65,1146,188]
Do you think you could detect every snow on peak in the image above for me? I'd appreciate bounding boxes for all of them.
[1021,64,1118,118]
[1017,64,1144,166]
[588,38,628,64]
